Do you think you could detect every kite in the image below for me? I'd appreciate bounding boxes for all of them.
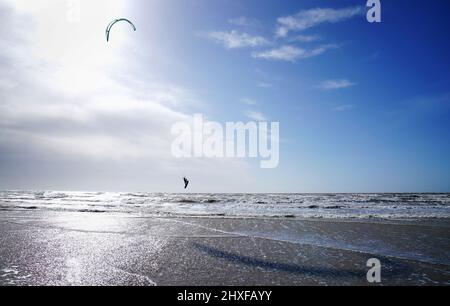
[106,18,136,42]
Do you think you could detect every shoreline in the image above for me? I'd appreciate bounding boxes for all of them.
[3,207,450,225]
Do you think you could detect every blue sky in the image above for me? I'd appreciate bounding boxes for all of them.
[0,0,449,192]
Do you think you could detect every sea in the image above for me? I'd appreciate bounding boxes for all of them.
[1,191,449,220]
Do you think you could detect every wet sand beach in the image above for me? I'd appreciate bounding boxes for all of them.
[1,210,449,286]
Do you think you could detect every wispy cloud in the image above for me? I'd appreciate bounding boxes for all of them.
[276,6,364,37]
[245,110,267,121]
[241,98,257,105]
[206,30,269,49]
[333,104,354,112]
[252,44,337,62]
[289,34,321,43]
[203,7,355,64]
[257,82,274,88]
[318,79,356,90]
[228,17,261,28]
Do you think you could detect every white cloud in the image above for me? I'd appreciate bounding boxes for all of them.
[0,0,253,192]
[206,30,269,49]
[276,6,364,37]
[289,34,321,43]
[241,98,257,105]
[333,104,354,112]
[252,44,337,62]
[318,79,356,90]
[0,0,193,162]
[0,77,18,90]
[245,110,267,121]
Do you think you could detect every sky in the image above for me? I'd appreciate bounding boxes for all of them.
[0,0,449,193]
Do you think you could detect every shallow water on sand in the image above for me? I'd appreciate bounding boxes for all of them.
[0,211,449,285]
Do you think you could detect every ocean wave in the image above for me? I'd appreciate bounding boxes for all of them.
[77,209,106,213]
[0,192,449,220]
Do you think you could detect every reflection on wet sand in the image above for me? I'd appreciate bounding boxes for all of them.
[1,210,449,285]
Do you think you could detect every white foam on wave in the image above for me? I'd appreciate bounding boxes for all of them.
[0,191,449,220]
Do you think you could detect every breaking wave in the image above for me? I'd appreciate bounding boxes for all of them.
[0,191,449,220]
